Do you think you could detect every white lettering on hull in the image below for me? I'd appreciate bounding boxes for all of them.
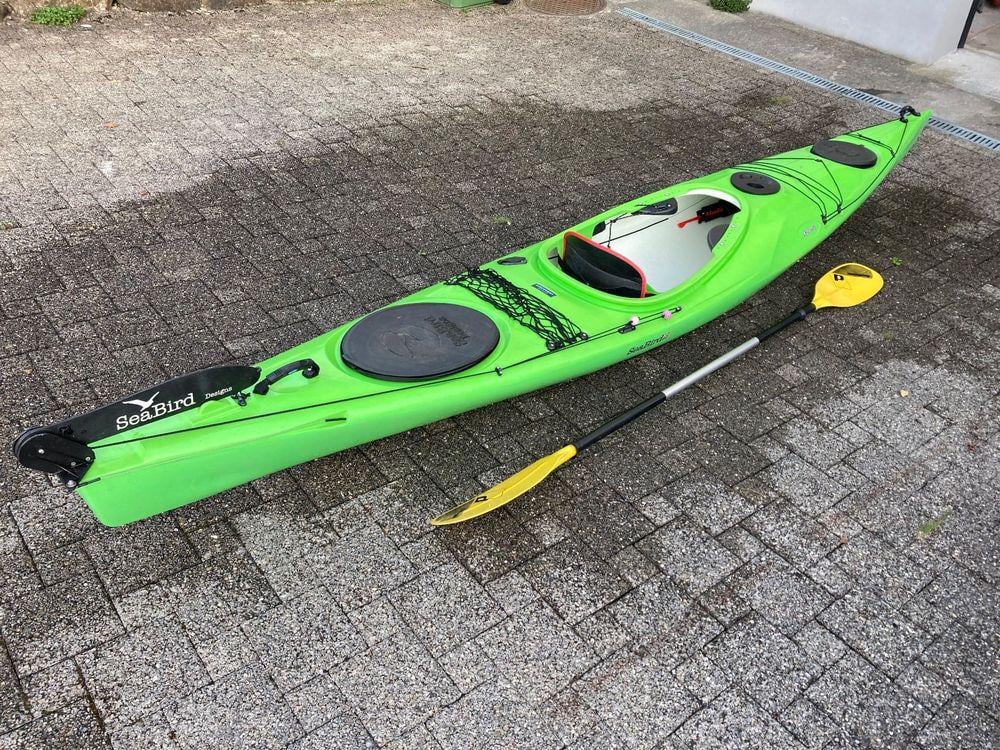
[115,393,195,431]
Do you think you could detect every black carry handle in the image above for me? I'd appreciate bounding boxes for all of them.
[253,359,320,395]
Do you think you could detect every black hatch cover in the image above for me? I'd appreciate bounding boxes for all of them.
[341,302,500,381]
[730,171,781,195]
[811,139,878,168]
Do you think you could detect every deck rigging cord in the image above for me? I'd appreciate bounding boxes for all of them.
[84,115,912,454]
[87,302,672,450]
[733,114,909,223]
[59,110,923,489]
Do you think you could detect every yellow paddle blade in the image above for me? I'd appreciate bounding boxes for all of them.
[812,263,884,310]
[430,444,578,526]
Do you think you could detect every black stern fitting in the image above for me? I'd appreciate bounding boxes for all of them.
[12,427,95,488]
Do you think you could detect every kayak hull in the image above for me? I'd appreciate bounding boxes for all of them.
[47,110,928,525]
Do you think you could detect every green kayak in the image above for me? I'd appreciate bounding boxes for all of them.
[14,108,929,526]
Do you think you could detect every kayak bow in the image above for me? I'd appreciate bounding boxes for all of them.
[13,108,929,526]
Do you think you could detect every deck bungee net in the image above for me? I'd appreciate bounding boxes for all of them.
[446,267,587,350]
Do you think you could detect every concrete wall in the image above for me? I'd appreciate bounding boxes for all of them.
[752,0,973,65]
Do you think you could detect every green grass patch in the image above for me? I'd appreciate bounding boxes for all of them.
[917,507,953,539]
[709,0,751,13]
[890,256,904,266]
[29,4,86,25]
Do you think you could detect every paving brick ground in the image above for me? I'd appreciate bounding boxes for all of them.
[1,2,998,748]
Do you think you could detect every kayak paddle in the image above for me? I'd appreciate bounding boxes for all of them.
[430,262,883,526]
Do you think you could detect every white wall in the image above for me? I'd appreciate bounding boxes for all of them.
[752,0,973,65]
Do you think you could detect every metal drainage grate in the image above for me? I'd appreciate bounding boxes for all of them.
[618,8,1000,152]
[527,0,606,16]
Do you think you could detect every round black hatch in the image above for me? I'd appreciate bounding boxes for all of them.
[730,171,781,195]
[341,302,500,381]
[810,139,878,168]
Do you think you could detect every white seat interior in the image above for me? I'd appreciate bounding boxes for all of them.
[590,192,738,292]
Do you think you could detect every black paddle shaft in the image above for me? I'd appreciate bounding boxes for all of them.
[758,304,815,342]
[573,393,667,452]
[572,303,815,453]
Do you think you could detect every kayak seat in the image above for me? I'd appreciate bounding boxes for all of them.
[581,192,738,294]
[341,302,500,381]
[560,231,647,298]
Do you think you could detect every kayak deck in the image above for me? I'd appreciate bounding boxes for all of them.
[15,109,931,526]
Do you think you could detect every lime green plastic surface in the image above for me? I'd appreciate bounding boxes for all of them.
[79,112,929,525]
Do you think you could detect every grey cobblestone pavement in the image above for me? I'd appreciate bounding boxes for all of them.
[1,2,998,748]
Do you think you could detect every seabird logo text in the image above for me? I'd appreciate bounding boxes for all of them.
[116,392,195,431]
